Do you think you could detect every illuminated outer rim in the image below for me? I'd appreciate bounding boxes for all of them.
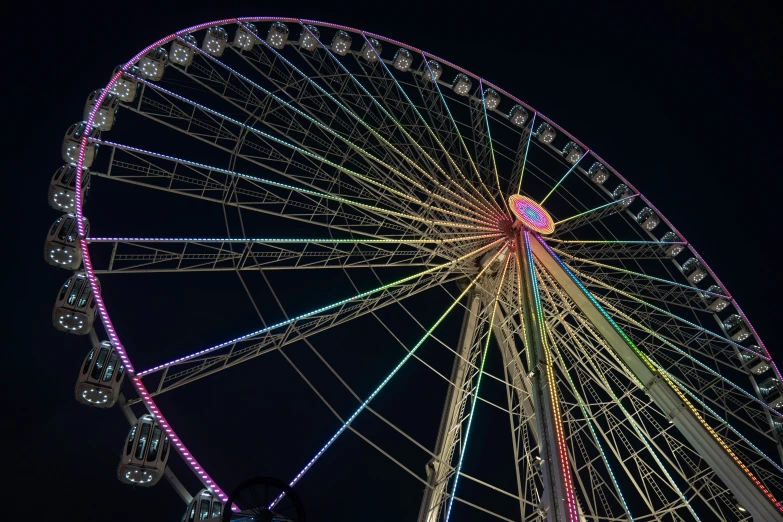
[72,16,781,507]
[508,194,555,235]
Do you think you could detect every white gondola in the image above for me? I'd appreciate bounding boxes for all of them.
[561,141,583,164]
[483,88,500,109]
[109,65,140,102]
[660,231,684,257]
[75,341,125,407]
[681,257,706,284]
[635,207,660,231]
[702,284,729,312]
[182,489,223,521]
[360,38,382,62]
[745,355,770,376]
[139,47,168,81]
[393,48,412,71]
[202,26,228,57]
[44,214,89,269]
[611,183,635,207]
[53,272,97,335]
[508,104,529,127]
[587,162,609,184]
[266,22,288,50]
[83,89,119,131]
[170,35,198,66]
[723,314,751,342]
[299,25,320,51]
[536,122,556,144]
[452,74,472,96]
[423,60,442,81]
[331,30,352,56]
[118,414,170,486]
[758,378,783,409]
[234,23,257,51]
[48,164,90,212]
[62,122,100,168]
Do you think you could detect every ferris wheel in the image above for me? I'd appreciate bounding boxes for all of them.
[45,17,783,522]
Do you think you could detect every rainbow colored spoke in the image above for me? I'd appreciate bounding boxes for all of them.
[444,254,510,522]
[477,79,503,200]
[353,42,503,221]
[539,301,634,520]
[540,148,590,205]
[95,140,494,234]
[586,288,781,416]
[241,22,492,221]
[520,230,580,522]
[272,242,511,507]
[515,112,537,195]
[553,194,638,225]
[130,77,434,215]
[136,238,504,376]
[419,53,505,215]
[189,36,491,226]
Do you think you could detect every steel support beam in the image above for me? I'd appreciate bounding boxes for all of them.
[528,232,783,522]
[418,291,483,522]
[516,230,577,522]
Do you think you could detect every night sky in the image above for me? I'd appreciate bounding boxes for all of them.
[8,2,783,521]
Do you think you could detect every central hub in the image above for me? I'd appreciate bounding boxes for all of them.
[508,194,555,235]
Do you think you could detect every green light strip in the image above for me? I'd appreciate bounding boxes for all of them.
[265,27,496,218]
[540,150,589,205]
[535,265,700,521]
[213,36,492,225]
[516,113,537,195]
[479,80,503,201]
[445,254,509,522]
[553,195,637,226]
[98,140,495,233]
[422,56,504,214]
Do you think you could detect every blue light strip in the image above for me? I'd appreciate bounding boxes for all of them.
[444,255,509,522]
[277,244,509,501]
[540,149,590,205]
[515,113,537,195]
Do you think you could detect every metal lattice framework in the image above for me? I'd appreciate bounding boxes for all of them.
[61,17,783,521]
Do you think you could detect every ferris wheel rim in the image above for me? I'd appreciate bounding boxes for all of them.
[69,16,782,518]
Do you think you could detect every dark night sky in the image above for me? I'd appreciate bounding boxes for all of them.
[7,2,783,521]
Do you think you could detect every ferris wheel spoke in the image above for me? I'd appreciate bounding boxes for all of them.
[551,194,639,237]
[469,80,503,201]
[231,28,493,222]
[234,47,494,224]
[442,256,509,522]
[85,236,457,273]
[170,42,488,227]
[542,329,634,520]
[509,113,537,196]
[592,296,783,441]
[350,34,501,218]
[539,148,590,206]
[131,238,503,384]
[271,244,509,503]
[414,54,504,214]
[548,238,690,262]
[281,23,498,217]
[96,140,493,237]
[129,78,438,217]
[531,236,783,518]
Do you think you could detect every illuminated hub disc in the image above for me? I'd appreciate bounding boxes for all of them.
[508,195,555,235]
